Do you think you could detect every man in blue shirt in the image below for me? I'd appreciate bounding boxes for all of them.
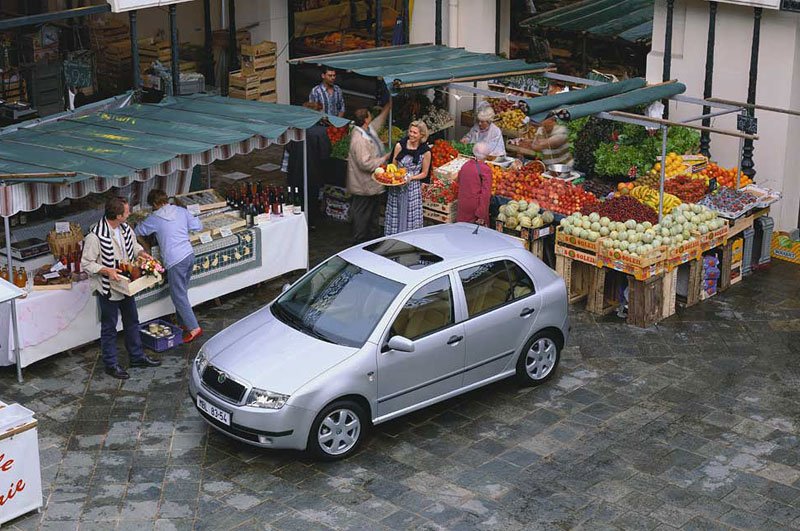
[309,67,345,117]
[135,189,204,343]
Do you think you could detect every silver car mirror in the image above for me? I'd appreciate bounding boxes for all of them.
[281,282,291,293]
[387,335,415,352]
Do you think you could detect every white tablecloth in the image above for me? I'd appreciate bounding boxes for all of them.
[0,214,308,367]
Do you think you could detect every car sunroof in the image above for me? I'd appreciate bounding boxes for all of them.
[364,239,443,269]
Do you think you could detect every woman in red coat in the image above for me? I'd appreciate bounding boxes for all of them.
[456,142,493,225]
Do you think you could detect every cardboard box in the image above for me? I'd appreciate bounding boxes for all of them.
[771,231,800,265]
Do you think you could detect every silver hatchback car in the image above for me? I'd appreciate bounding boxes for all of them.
[189,223,569,460]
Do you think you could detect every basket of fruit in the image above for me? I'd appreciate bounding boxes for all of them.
[373,164,407,186]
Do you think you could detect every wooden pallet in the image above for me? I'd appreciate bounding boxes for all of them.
[627,273,664,328]
[586,267,620,316]
[555,255,592,304]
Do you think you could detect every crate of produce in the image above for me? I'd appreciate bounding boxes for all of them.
[699,223,729,251]
[555,244,599,268]
[771,231,800,265]
[555,227,602,254]
[598,248,665,281]
[110,271,162,297]
[32,267,72,291]
[175,189,227,212]
[423,199,458,224]
[432,155,472,184]
[666,239,701,267]
[189,212,246,243]
[140,319,183,352]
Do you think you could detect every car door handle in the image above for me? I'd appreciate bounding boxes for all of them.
[446,335,463,346]
[520,307,535,318]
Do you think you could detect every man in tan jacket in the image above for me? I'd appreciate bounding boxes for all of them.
[347,100,391,242]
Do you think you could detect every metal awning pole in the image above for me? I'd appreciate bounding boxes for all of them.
[388,99,393,151]
[206,165,212,189]
[4,214,22,383]
[659,126,668,224]
[302,138,309,272]
[169,5,180,96]
[129,11,141,89]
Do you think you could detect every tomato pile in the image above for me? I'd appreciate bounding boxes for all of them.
[529,179,596,216]
[665,175,708,203]
[422,176,459,204]
[326,126,349,144]
[581,196,659,225]
[491,163,543,200]
[698,163,752,189]
[431,139,459,168]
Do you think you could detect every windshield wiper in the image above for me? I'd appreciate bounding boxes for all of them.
[272,303,334,344]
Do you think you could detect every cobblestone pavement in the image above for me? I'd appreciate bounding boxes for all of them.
[3,217,800,530]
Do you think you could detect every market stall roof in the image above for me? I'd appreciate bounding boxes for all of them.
[520,80,686,122]
[0,94,347,185]
[288,44,553,91]
[520,0,655,44]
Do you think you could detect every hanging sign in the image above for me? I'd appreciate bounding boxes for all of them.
[708,0,780,8]
[781,0,800,11]
[736,113,758,135]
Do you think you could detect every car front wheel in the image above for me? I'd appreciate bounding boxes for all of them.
[307,400,366,461]
[516,332,560,386]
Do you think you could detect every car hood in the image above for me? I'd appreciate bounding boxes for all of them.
[203,305,359,395]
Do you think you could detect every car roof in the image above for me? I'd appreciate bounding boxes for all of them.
[339,222,525,285]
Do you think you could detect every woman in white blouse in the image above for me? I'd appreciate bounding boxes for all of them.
[461,103,506,158]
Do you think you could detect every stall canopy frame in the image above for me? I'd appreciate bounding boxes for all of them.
[1,93,348,381]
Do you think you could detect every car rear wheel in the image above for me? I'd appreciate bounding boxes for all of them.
[516,332,560,386]
[307,400,366,461]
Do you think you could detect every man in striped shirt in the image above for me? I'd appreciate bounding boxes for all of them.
[530,117,573,167]
[309,67,345,118]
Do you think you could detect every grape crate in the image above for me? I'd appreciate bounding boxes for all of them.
[176,189,227,212]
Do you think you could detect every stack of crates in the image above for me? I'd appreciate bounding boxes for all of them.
[229,41,277,102]
[742,226,755,276]
[753,216,774,266]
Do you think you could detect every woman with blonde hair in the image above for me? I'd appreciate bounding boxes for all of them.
[384,120,431,235]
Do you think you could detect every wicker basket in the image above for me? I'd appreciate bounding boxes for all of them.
[47,223,84,257]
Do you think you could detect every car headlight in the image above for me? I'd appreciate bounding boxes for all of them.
[246,388,290,409]
[195,348,209,375]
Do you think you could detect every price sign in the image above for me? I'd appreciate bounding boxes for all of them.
[43,272,61,280]
[708,177,718,192]
[219,227,233,238]
[50,261,66,273]
[187,204,201,215]
[736,113,758,135]
[199,232,213,244]
[55,222,70,233]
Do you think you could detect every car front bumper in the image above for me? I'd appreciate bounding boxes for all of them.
[188,365,316,451]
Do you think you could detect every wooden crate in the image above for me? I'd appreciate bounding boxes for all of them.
[662,268,677,320]
[229,70,261,90]
[530,238,544,260]
[243,57,276,76]
[260,79,277,93]
[423,199,457,224]
[228,86,260,101]
[586,267,620,316]
[555,228,602,254]
[259,92,277,103]
[675,258,703,308]
[727,214,754,240]
[718,239,734,292]
[627,273,664,328]
[175,189,227,212]
[555,255,592,304]
[241,41,277,57]
[699,223,729,252]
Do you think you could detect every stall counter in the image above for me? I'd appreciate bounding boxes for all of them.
[0,214,308,368]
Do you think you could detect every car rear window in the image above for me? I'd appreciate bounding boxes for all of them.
[364,239,443,269]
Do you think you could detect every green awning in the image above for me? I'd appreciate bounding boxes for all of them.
[520,0,655,44]
[553,82,687,121]
[289,44,552,92]
[523,78,647,121]
[0,94,348,184]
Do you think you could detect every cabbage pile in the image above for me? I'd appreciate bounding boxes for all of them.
[497,200,555,230]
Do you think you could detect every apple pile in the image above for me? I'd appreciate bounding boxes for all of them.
[491,163,544,200]
[528,179,597,216]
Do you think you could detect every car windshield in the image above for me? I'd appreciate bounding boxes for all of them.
[272,256,404,348]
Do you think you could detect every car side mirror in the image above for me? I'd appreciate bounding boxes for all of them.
[387,335,415,352]
[281,283,291,294]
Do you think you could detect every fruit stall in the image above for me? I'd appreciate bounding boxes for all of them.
[0,94,347,380]
[435,74,781,327]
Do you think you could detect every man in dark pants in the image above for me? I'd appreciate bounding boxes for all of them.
[347,102,391,242]
[287,101,331,228]
[81,197,162,379]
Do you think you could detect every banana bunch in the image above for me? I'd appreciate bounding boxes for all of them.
[630,186,682,214]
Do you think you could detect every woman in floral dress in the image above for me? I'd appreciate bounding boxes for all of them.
[385,120,431,236]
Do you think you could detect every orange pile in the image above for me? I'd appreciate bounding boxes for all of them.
[698,163,752,189]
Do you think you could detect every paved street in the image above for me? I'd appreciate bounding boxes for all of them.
[2,217,800,530]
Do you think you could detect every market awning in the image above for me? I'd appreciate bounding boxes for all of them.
[520,0,655,44]
[522,77,647,121]
[520,80,685,122]
[288,44,552,91]
[0,94,348,216]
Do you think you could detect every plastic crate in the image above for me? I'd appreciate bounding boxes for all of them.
[140,319,183,352]
[754,216,774,265]
[742,226,755,276]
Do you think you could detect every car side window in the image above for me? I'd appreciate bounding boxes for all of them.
[459,260,535,317]
[390,276,454,341]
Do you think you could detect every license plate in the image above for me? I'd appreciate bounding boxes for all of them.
[197,395,231,426]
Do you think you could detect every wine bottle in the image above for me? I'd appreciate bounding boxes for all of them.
[270,187,279,215]
[246,203,254,226]
[280,186,290,213]
[21,267,28,288]
[294,187,302,215]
